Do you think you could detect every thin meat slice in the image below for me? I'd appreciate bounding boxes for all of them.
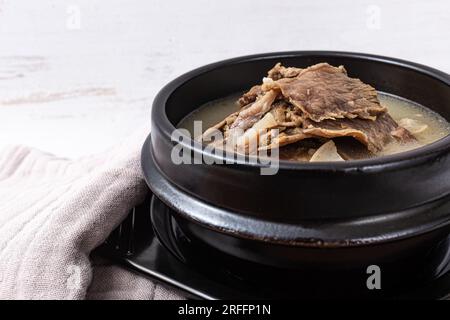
[238,85,263,107]
[259,127,313,150]
[273,63,387,122]
[229,89,279,133]
[334,138,374,160]
[303,113,415,153]
[236,112,279,152]
[279,139,323,161]
[237,63,303,107]
[269,101,304,127]
[267,63,303,80]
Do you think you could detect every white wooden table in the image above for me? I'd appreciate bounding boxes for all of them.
[1,0,449,158]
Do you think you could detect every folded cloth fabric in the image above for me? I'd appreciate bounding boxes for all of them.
[0,133,183,300]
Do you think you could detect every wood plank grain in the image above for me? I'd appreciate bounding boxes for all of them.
[0,0,448,157]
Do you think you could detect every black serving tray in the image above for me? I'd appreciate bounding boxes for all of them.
[96,194,450,300]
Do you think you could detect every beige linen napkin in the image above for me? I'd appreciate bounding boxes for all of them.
[0,134,182,300]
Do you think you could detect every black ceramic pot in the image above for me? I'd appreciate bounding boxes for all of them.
[141,51,450,293]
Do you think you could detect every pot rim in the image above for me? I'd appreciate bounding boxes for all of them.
[152,50,450,173]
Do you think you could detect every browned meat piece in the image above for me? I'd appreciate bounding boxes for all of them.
[279,139,323,161]
[259,127,313,150]
[303,113,414,153]
[334,138,374,160]
[391,126,417,141]
[269,101,304,127]
[270,101,288,124]
[267,63,303,80]
[279,145,312,161]
[237,63,303,107]
[273,63,387,122]
[238,85,263,107]
[229,90,279,133]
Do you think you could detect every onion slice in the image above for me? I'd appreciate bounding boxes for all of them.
[398,118,428,134]
[310,140,345,162]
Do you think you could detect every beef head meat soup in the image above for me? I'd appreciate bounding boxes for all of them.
[179,63,450,162]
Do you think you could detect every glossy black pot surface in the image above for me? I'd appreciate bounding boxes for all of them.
[148,51,450,222]
[142,51,450,283]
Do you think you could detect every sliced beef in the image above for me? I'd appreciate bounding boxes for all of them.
[230,90,278,133]
[267,63,303,80]
[203,62,416,158]
[334,138,374,160]
[279,145,313,162]
[391,126,417,141]
[237,63,303,107]
[269,100,304,127]
[303,113,414,153]
[273,63,386,122]
[259,127,313,150]
[238,85,263,107]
